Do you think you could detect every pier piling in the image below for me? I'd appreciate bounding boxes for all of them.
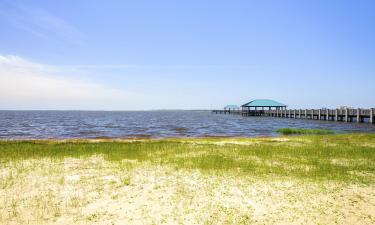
[318,109,321,120]
[345,109,349,122]
[357,108,360,123]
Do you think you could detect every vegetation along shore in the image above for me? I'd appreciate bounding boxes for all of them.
[1,133,375,224]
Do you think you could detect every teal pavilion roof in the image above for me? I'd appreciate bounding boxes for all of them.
[241,99,286,107]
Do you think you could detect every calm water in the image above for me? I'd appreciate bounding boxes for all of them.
[0,110,375,139]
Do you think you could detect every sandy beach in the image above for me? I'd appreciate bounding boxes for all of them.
[1,134,374,224]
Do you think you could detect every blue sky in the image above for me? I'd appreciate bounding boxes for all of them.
[0,0,374,110]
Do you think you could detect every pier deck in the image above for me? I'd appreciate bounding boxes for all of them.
[212,108,375,124]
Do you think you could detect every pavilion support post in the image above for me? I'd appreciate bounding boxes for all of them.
[276,108,279,117]
[335,109,338,121]
[370,108,374,124]
[311,110,314,120]
[326,110,329,121]
[345,109,349,122]
[288,109,291,118]
[293,110,296,119]
[357,108,360,123]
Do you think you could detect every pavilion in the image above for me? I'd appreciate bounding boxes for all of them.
[241,99,287,116]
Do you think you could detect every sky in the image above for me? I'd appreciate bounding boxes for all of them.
[0,0,374,110]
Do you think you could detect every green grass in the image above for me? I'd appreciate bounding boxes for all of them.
[276,127,334,135]
[0,134,375,183]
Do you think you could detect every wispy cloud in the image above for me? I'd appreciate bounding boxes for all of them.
[0,1,84,43]
[0,55,149,110]
[58,64,257,70]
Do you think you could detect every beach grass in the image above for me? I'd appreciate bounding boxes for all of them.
[1,134,375,224]
[0,134,373,183]
[276,127,334,135]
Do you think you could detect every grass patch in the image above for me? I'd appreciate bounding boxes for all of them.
[276,127,334,135]
[0,134,374,183]
[121,176,131,186]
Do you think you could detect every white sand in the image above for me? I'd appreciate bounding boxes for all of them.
[1,156,374,225]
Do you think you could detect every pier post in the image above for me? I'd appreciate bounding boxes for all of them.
[311,110,314,120]
[345,109,349,122]
[305,110,308,119]
[371,108,374,124]
[326,109,329,121]
[276,109,279,117]
[289,110,291,118]
[318,109,321,120]
[294,110,296,119]
[335,109,338,121]
[357,108,360,123]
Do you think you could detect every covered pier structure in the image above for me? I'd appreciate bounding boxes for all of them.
[241,99,287,116]
[212,99,374,124]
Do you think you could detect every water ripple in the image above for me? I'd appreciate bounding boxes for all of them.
[0,111,374,139]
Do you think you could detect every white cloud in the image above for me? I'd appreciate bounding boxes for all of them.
[0,55,146,110]
[0,2,84,43]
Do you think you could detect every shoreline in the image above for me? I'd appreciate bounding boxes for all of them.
[0,132,372,142]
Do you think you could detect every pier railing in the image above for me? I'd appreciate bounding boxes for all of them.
[212,108,375,124]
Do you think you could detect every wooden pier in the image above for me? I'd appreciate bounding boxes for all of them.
[212,109,241,115]
[212,108,375,124]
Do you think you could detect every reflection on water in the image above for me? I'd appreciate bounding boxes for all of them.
[0,110,374,139]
